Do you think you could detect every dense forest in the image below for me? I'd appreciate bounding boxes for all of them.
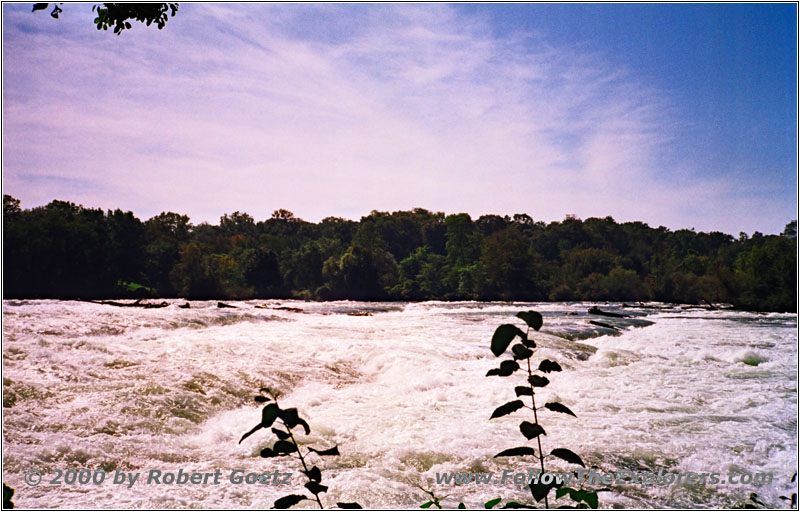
[3,194,796,312]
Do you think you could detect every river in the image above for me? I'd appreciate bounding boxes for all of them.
[2,300,796,508]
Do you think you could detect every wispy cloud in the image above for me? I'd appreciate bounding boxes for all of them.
[2,3,793,233]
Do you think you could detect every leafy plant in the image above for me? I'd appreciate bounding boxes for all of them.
[486,310,597,509]
[239,388,362,509]
[778,472,798,508]
[743,471,799,509]
[416,486,456,509]
[31,3,179,34]
[732,472,798,509]
[417,485,507,510]
[3,483,14,509]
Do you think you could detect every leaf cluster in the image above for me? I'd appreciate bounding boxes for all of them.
[486,311,595,509]
[32,3,179,34]
[3,484,14,509]
[240,389,361,509]
[92,3,179,34]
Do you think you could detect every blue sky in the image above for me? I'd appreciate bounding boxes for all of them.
[2,3,797,235]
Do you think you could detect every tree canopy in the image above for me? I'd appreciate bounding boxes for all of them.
[3,194,796,312]
[32,3,179,34]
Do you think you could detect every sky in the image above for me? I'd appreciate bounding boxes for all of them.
[2,3,797,235]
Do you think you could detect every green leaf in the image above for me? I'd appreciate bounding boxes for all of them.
[500,360,520,373]
[583,491,599,509]
[516,311,543,331]
[511,343,534,360]
[239,423,262,444]
[420,501,434,509]
[278,407,300,427]
[550,448,585,467]
[491,324,524,356]
[486,360,520,377]
[274,494,308,509]
[514,386,533,396]
[484,498,502,509]
[500,502,533,509]
[272,428,292,440]
[260,447,278,457]
[4,483,14,509]
[490,400,525,419]
[519,421,546,439]
[529,482,551,502]
[528,375,549,387]
[337,503,363,509]
[309,445,340,456]
[458,504,466,509]
[305,481,329,494]
[544,402,577,417]
[538,360,562,373]
[273,440,298,454]
[279,408,311,434]
[494,446,537,458]
[303,466,322,482]
[262,403,280,428]
[555,487,573,499]
[569,489,588,508]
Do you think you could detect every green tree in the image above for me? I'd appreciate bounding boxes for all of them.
[143,212,192,294]
[3,195,21,217]
[602,267,647,301]
[481,227,534,300]
[445,213,479,266]
[241,247,284,297]
[392,246,448,300]
[782,220,797,239]
[322,243,398,300]
[170,243,220,298]
[104,209,146,289]
[32,3,179,35]
[3,196,796,310]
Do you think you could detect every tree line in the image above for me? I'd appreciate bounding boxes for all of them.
[3,195,796,312]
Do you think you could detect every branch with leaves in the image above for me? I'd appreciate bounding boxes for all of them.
[239,389,362,510]
[32,3,179,34]
[487,311,598,509]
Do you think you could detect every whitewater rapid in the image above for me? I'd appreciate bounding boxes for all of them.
[2,300,797,508]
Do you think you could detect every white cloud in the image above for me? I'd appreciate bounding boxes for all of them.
[2,3,791,233]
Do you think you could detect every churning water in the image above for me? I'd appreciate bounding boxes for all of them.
[2,300,797,509]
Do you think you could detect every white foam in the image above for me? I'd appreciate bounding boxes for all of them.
[2,300,796,508]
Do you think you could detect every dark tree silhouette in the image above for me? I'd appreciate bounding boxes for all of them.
[3,194,795,311]
[32,3,179,34]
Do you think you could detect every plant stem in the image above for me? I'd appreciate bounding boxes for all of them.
[269,392,324,509]
[285,424,324,509]
[526,329,549,509]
